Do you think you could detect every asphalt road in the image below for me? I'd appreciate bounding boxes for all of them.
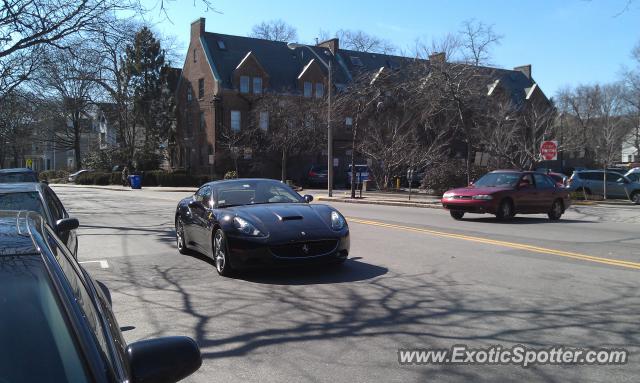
[52,185,640,383]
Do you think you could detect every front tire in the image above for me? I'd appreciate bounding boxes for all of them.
[548,199,563,220]
[176,217,189,255]
[631,191,640,205]
[450,210,465,220]
[213,229,234,277]
[496,199,514,221]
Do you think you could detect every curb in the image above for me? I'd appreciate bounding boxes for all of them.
[50,184,197,193]
[316,196,443,209]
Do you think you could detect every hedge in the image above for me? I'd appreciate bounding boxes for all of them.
[74,171,212,187]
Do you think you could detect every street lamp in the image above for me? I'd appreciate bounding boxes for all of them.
[287,42,334,197]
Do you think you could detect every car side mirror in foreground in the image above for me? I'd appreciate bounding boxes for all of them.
[56,217,79,233]
[127,336,202,383]
[303,195,314,203]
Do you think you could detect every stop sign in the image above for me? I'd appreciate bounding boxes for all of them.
[540,141,558,161]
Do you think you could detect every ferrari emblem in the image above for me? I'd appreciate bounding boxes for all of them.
[302,244,309,254]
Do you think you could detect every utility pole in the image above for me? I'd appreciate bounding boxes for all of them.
[327,59,333,197]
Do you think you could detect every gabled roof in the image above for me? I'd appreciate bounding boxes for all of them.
[199,31,546,104]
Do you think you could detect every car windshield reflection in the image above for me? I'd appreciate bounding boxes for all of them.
[473,173,520,188]
[216,180,303,208]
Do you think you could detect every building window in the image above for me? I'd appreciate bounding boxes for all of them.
[240,76,250,93]
[198,78,204,99]
[187,85,193,102]
[199,111,205,130]
[345,117,353,126]
[303,81,312,98]
[231,110,241,132]
[253,77,262,94]
[243,147,253,160]
[217,40,226,50]
[315,82,324,98]
[259,111,269,131]
[186,114,193,136]
[193,48,197,63]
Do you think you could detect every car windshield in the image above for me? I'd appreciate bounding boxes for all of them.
[0,173,38,183]
[474,173,521,187]
[0,256,89,382]
[215,180,303,207]
[0,192,46,217]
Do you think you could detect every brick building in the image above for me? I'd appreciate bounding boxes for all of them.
[174,17,549,182]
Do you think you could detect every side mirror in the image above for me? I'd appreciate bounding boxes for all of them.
[56,217,79,233]
[303,195,314,203]
[127,336,202,383]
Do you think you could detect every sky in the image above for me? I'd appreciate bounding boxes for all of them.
[139,0,639,98]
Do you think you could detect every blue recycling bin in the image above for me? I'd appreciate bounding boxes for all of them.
[129,175,142,189]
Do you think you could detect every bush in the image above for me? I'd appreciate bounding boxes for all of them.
[39,170,69,182]
[224,170,238,179]
[421,162,485,195]
[75,172,113,185]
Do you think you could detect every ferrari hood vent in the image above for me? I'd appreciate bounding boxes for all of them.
[278,214,303,221]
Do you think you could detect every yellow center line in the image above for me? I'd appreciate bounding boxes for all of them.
[347,217,640,271]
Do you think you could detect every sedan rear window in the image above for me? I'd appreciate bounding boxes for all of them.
[0,192,46,217]
[0,172,38,183]
[0,255,89,382]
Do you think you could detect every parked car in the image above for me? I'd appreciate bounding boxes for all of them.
[347,164,369,185]
[306,165,329,187]
[175,178,350,276]
[0,210,202,383]
[567,170,640,203]
[441,170,571,220]
[69,169,93,182]
[547,172,569,187]
[0,183,79,257]
[0,167,38,183]
[625,167,640,183]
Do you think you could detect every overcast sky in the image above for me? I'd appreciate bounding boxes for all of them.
[141,0,639,98]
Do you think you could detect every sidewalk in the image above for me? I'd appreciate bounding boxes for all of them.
[50,183,197,193]
[308,189,443,209]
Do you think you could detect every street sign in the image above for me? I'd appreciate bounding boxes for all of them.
[25,159,33,169]
[540,140,558,161]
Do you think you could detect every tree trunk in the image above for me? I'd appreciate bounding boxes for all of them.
[281,148,287,182]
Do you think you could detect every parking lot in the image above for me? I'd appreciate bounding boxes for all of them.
[54,185,640,382]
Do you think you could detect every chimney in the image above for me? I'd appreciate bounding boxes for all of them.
[191,18,205,39]
[514,65,532,79]
[317,38,339,55]
[428,52,446,63]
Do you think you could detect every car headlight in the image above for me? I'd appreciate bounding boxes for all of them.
[472,194,493,200]
[443,192,455,199]
[331,211,346,230]
[233,216,263,236]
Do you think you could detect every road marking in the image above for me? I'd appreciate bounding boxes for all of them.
[347,217,640,271]
[79,260,109,269]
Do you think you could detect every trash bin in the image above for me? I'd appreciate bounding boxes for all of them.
[129,175,142,189]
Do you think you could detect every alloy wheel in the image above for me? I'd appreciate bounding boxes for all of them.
[176,218,188,254]
[214,231,226,274]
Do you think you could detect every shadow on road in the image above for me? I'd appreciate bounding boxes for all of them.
[463,216,596,224]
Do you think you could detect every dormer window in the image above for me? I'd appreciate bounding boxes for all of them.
[350,56,363,66]
[303,81,312,98]
[315,83,324,98]
[240,76,250,93]
[217,40,226,50]
[253,77,262,94]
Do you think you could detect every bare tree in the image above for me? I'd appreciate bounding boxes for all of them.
[592,83,630,167]
[254,92,323,181]
[622,41,640,161]
[250,20,297,42]
[0,0,139,98]
[0,90,34,167]
[336,29,396,54]
[36,43,101,170]
[459,19,503,66]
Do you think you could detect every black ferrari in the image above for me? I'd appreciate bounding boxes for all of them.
[175,178,350,276]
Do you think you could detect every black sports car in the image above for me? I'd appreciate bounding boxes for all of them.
[175,178,350,276]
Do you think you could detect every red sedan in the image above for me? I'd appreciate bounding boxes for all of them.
[441,170,571,221]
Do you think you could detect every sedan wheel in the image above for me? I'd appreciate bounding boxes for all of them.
[548,200,563,221]
[450,210,464,220]
[176,218,189,254]
[631,192,640,205]
[496,200,514,221]
[214,229,233,276]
